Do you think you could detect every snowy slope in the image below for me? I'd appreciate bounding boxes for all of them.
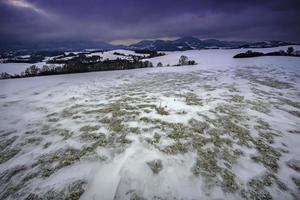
[86,49,149,60]
[0,62,63,75]
[0,49,148,75]
[0,47,300,200]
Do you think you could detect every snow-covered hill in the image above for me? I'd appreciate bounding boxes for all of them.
[0,47,300,200]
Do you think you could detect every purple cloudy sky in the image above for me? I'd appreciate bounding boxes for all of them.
[0,0,300,44]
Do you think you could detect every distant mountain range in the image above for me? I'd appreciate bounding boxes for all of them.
[1,37,298,52]
[128,37,248,51]
[128,37,298,51]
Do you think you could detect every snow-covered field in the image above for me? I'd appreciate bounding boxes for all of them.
[0,49,149,75]
[0,47,300,200]
[86,49,149,60]
[0,62,63,75]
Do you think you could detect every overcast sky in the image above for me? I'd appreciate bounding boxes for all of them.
[0,0,300,45]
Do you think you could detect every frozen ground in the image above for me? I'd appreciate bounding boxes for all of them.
[0,47,300,200]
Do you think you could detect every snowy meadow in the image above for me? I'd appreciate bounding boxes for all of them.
[0,47,300,200]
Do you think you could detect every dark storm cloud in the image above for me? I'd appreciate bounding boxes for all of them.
[0,0,299,44]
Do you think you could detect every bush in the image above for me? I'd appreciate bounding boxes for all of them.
[179,55,189,65]
[0,72,11,79]
[157,62,163,67]
[178,55,196,66]
[25,65,39,76]
[287,47,294,54]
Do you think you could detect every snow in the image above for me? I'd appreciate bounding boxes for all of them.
[0,62,63,74]
[0,46,300,199]
[86,49,149,60]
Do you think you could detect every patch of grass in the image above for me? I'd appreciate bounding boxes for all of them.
[147,159,163,175]
[139,117,152,123]
[79,125,100,133]
[228,85,239,93]
[276,180,288,191]
[43,142,52,149]
[155,105,169,115]
[222,119,252,147]
[176,110,187,115]
[0,148,20,164]
[162,142,189,154]
[210,134,233,148]
[258,131,275,144]
[100,116,124,133]
[215,105,243,120]
[288,110,300,118]
[0,136,18,150]
[254,119,271,130]
[203,84,216,91]
[137,104,156,109]
[277,98,300,109]
[221,169,238,193]
[288,130,300,134]
[22,171,40,184]
[241,188,272,200]
[110,118,125,133]
[192,149,221,177]
[286,159,300,172]
[153,132,161,143]
[61,108,77,118]
[25,137,43,145]
[58,129,73,140]
[116,134,132,144]
[230,95,244,103]
[143,109,152,113]
[26,180,86,200]
[248,172,277,188]
[0,165,27,183]
[251,139,281,172]
[129,127,140,134]
[167,123,190,140]
[72,115,82,119]
[37,146,96,177]
[292,177,300,190]
[254,77,292,89]
[0,129,17,137]
[80,132,106,143]
[219,148,237,166]
[184,92,203,106]
[188,118,209,134]
[247,100,270,114]
[192,135,211,150]
[48,117,60,122]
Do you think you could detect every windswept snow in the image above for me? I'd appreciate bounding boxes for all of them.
[0,47,300,200]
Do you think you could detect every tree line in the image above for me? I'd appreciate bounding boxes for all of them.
[233,47,299,58]
[0,55,197,80]
[0,59,153,79]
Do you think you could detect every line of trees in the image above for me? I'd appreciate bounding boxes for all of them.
[233,47,299,58]
[178,55,197,65]
[0,55,198,80]
[0,59,153,79]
